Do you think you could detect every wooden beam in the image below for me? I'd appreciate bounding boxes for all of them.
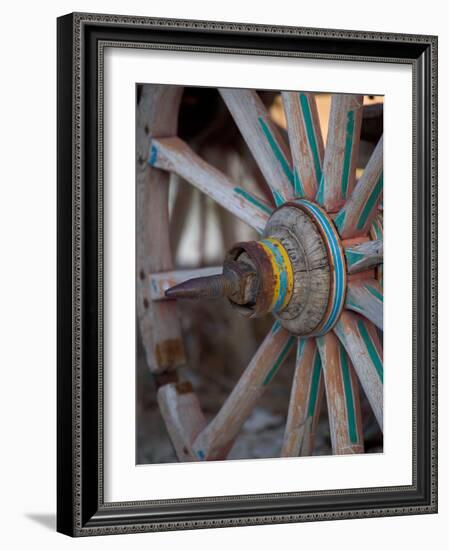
[220,88,294,205]
[136,85,186,374]
[193,322,295,460]
[346,279,383,330]
[157,382,207,462]
[344,239,383,274]
[281,338,324,457]
[317,332,364,454]
[281,92,324,199]
[334,136,383,238]
[150,137,272,233]
[316,94,363,212]
[334,311,383,430]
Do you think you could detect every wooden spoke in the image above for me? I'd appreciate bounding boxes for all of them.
[316,94,363,212]
[281,92,324,199]
[316,332,364,454]
[344,239,383,274]
[220,88,294,205]
[334,311,383,430]
[150,137,272,233]
[137,85,186,373]
[149,267,223,301]
[193,322,295,460]
[281,338,324,457]
[334,136,383,238]
[346,279,383,330]
[370,212,384,288]
[157,382,207,462]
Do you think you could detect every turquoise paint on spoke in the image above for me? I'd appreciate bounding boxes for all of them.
[293,168,305,197]
[262,337,295,386]
[273,189,285,207]
[339,345,358,444]
[315,176,325,204]
[307,351,322,418]
[345,248,364,267]
[341,110,355,198]
[197,450,205,460]
[345,297,364,313]
[357,320,383,382]
[258,117,294,187]
[148,144,158,166]
[334,208,346,231]
[366,284,383,302]
[297,338,306,358]
[356,175,383,230]
[300,93,322,184]
[233,187,273,216]
[272,320,282,334]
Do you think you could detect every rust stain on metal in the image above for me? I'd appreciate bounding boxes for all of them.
[155,338,185,370]
[176,381,194,394]
[153,370,178,389]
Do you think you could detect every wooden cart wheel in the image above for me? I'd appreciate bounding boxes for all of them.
[138,85,383,461]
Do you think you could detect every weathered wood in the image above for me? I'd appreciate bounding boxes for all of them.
[334,311,383,430]
[317,332,364,454]
[344,239,383,273]
[346,279,383,330]
[281,339,324,456]
[157,382,207,461]
[136,85,186,373]
[149,266,223,301]
[370,212,384,287]
[334,136,383,238]
[220,88,294,205]
[282,92,324,199]
[317,94,363,212]
[150,137,272,233]
[193,322,295,460]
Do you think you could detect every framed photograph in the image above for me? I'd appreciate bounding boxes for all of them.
[57,12,437,536]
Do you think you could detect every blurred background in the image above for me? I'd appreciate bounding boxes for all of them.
[136,87,384,464]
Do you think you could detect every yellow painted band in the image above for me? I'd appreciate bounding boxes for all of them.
[259,238,294,312]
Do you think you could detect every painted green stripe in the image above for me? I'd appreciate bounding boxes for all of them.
[356,175,383,230]
[315,176,325,204]
[300,93,322,184]
[341,110,355,198]
[262,336,295,386]
[339,345,358,444]
[334,208,346,232]
[371,219,382,240]
[233,187,273,215]
[272,189,285,207]
[345,296,364,313]
[366,284,383,302]
[258,117,294,187]
[345,248,364,268]
[307,351,322,417]
[357,320,383,382]
[293,168,305,197]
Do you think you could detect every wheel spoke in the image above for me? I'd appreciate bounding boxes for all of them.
[149,267,223,301]
[316,332,364,454]
[281,92,324,199]
[220,88,294,204]
[346,279,383,330]
[193,322,295,460]
[316,94,363,212]
[334,311,383,430]
[137,85,186,373]
[281,338,324,457]
[157,382,207,461]
[334,136,383,238]
[344,239,383,273]
[150,137,272,233]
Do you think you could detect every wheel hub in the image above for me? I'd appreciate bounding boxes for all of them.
[166,199,347,337]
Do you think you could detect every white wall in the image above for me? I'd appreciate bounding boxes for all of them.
[0,0,445,547]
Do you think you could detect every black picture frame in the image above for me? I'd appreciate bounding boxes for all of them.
[57,12,438,536]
